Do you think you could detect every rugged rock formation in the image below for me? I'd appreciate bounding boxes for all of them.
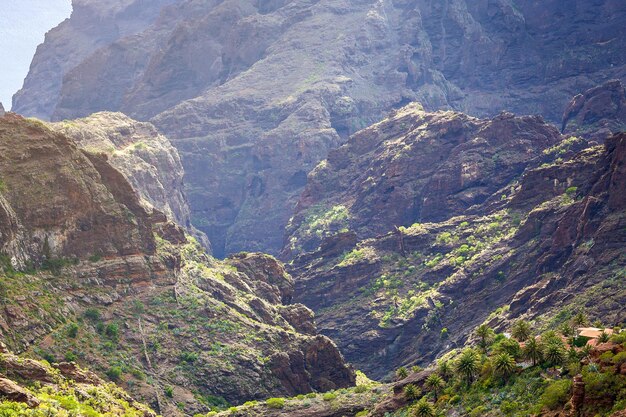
[562,79,626,141]
[13,0,626,256]
[0,113,156,268]
[50,111,210,250]
[11,0,178,120]
[286,103,626,379]
[283,103,561,256]
[0,115,355,416]
[0,102,4,117]
[0,344,157,415]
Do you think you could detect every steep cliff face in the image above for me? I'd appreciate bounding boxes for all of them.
[283,103,561,256]
[562,79,626,141]
[11,0,177,120]
[13,0,626,256]
[286,104,626,379]
[0,113,155,268]
[0,115,355,416]
[50,111,211,250]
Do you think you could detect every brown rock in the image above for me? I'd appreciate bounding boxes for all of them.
[568,374,585,417]
[54,362,103,385]
[50,112,210,250]
[284,105,560,255]
[279,304,317,335]
[270,335,356,396]
[562,80,626,141]
[0,114,156,267]
[0,377,40,407]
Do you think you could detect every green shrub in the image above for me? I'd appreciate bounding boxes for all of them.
[396,366,409,380]
[306,392,317,398]
[106,366,123,381]
[179,351,199,363]
[84,308,101,321]
[164,386,174,398]
[613,351,626,365]
[354,385,369,393]
[404,384,421,401]
[64,351,77,362]
[610,332,626,344]
[66,323,79,338]
[266,398,285,409]
[88,253,102,262]
[537,379,572,410]
[104,323,119,340]
[322,392,337,401]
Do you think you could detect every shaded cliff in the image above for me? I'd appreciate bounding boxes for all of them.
[562,79,626,141]
[0,114,354,416]
[12,0,626,256]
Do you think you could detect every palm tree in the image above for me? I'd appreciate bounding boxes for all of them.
[438,360,452,381]
[492,352,516,381]
[396,366,409,380]
[494,338,521,359]
[523,337,542,366]
[425,374,445,399]
[404,383,421,401]
[476,324,495,352]
[544,341,565,367]
[579,344,593,360]
[412,398,436,417]
[456,348,480,385]
[511,320,531,342]
[559,322,574,338]
[541,330,561,345]
[567,346,579,364]
[598,331,610,343]
[572,311,588,327]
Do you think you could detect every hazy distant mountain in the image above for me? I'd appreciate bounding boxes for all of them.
[0,0,71,108]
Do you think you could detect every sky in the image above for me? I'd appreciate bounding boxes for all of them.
[0,0,73,109]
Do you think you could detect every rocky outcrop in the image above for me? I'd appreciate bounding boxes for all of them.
[0,102,4,117]
[0,115,355,415]
[13,0,626,256]
[284,103,560,256]
[0,377,41,407]
[286,102,626,379]
[0,346,156,415]
[562,80,626,141]
[0,113,155,268]
[50,111,210,250]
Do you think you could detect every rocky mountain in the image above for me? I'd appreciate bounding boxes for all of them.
[50,111,211,250]
[0,113,354,416]
[285,102,626,379]
[12,0,626,256]
[283,103,562,256]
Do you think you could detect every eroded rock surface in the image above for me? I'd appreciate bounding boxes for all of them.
[13,0,626,256]
[50,111,210,250]
[286,103,626,379]
[0,116,354,415]
[283,103,561,256]
[562,79,626,141]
